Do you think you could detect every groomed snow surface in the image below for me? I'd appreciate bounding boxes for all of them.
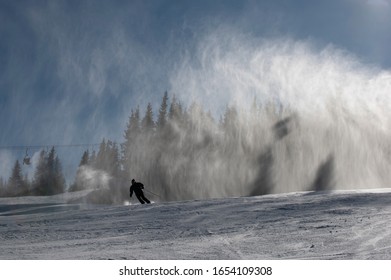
[1,189,391,259]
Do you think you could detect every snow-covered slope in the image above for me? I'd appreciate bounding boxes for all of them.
[1,189,391,259]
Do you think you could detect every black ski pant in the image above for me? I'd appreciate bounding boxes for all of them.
[136,192,151,204]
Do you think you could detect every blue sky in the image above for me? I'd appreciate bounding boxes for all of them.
[1,0,391,181]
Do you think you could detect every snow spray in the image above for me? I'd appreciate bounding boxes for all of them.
[164,30,391,198]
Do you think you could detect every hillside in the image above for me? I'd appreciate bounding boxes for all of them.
[1,189,391,259]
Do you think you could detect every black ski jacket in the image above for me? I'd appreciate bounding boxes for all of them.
[130,182,144,196]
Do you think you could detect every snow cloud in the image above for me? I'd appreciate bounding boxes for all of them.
[168,29,391,194]
[75,165,112,191]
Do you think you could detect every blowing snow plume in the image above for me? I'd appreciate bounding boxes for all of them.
[162,32,391,198]
[70,165,118,204]
[101,30,391,203]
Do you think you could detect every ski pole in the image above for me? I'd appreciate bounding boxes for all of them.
[144,188,161,198]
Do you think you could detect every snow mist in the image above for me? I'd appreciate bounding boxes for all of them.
[102,30,391,203]
[163,32,391,198]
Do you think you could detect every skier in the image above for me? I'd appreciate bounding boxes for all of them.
[130,179,151,204]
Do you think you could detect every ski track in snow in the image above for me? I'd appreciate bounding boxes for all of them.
[1,189,391,259]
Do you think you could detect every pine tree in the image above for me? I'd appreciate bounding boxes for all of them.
[95,139,107,171]
[32,148,65,195]
[54,156,66,194]
[122,107,141,165]
[46,147,65,195]
[124,107,141,140]
[90,150,97,165]
[93,139,121,177]
[106,141,121,177]
[157,91,169,132]
[47,147,56,193]
[168,94,183,122]
[142,102,155,134]
[134,106,141,133]
[69,150,91,192]
[7,160,28,196]
[32,150,48,195]
[0,177,5,197]
[80,150,90,166]
[23,173,30,195]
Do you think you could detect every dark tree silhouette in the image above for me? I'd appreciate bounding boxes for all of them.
[7,160,28,196]
[69,150,90,192]
[157,91,169,132]
[142,103,155,134]
[47,147,66,195]
[32,147,65,196]
[0,177,6,197]
[80,150,90,166]
[32,150,49,195]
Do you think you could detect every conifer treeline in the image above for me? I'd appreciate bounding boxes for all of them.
[0,91,282,201]
[0,147,66,197]
[70,91,282,203]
